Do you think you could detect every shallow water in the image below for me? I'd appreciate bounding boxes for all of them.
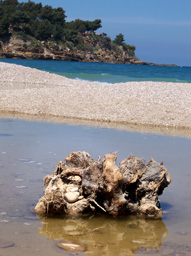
[1,58,191,83]
[0,118,191,256]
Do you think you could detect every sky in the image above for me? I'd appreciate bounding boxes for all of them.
[21,0,191,66]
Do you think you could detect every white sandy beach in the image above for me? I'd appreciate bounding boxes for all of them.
[0,62,191,130]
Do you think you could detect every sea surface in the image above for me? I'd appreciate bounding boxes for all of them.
[1,58,191,83]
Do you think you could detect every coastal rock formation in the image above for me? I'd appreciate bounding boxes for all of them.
[0,41,138,64]
[0,39,176,66]
[0,1,177,66]
[34,151,171,218]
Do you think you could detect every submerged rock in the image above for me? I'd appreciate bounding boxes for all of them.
[34,151,171,218]
[57,240,87,252]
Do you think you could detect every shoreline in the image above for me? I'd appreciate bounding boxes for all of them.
[1,111,191,138]
[0,62,191,136]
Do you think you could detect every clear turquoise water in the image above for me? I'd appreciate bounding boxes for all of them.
[1,58,191,83]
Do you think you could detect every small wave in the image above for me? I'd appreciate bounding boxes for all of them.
[1,59,191,83]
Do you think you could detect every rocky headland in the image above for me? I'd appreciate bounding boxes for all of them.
[0,36,176,66]
[0,1,177,66]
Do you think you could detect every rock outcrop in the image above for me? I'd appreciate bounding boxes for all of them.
[34,151,171,218]
[0,39,177,66]
[0,43,138,64]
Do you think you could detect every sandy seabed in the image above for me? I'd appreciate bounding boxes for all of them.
[0,62,191,134]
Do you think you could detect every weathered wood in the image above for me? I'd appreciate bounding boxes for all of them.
[34,151,171,218]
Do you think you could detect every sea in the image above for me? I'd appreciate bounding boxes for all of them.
[1,58,191,83]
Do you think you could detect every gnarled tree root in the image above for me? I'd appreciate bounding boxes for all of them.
[34,151,171,218]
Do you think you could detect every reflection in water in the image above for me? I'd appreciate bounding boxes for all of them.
[1,117,191,255]
[37,215,167,256]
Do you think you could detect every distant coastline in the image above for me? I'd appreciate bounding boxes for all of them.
[0,1,177,67]
[0,38,177,67]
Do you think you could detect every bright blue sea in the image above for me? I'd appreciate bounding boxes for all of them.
[1,58,191,83]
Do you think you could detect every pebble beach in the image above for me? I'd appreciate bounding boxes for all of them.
[0,62,191,131]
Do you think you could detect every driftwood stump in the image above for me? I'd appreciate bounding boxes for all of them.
[34,151,171,218]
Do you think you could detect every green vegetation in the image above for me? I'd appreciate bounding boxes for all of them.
[0,0,66,40]
[113,33,125,45]
[0,0,136,57]
[114,33,136,56]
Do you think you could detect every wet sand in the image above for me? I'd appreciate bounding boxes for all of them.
[0,62,191,131]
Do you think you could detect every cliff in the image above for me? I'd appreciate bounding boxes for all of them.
[0,34,142,64]
[0,36,176,66]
